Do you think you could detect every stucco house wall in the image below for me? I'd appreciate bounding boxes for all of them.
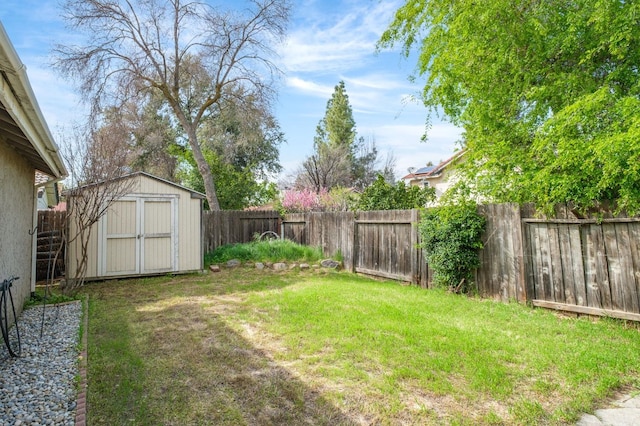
[0,139,37,311]
[0,22,67,322]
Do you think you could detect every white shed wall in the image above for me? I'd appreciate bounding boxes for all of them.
[67,173,203,280]
[136,175,203,272]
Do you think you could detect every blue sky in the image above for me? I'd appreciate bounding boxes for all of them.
[1,0,462,181]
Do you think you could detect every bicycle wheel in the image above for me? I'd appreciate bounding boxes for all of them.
[0,285,21,358]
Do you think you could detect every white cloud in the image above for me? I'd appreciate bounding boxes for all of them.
[343,73,411,92]
[286,77,334,98]
[279,0,403,74]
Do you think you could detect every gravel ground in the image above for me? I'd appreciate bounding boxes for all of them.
[0,301,82,426]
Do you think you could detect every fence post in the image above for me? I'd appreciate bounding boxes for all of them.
[410,209,419,285]
[513,204,527,302]
[352,211,358,273]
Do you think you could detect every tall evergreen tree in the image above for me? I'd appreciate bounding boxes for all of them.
[298,81,396,192]
[314,81,356,151]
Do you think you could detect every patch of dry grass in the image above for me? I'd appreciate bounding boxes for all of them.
[83,268,640,425]
[85,270,354,425]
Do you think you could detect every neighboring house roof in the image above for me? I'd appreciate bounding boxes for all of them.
[402,150,465,182]
[0,22,67,180]
[414,165,436,176]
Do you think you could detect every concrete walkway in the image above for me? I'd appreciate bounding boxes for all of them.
[577,393,640,426]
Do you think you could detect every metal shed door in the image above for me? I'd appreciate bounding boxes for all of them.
[100,197,177,276]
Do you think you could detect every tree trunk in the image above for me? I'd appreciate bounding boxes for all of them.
[185,124,221,210]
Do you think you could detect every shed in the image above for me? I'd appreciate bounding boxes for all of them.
[67,172,205,280]
[0,22,67,314]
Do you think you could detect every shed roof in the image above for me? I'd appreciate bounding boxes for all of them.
[67,171,207,200]
[132,171,206,199]
[0,22,66,179]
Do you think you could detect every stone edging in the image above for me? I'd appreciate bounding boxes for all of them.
[75,296,88,426]
[208,258,343,273]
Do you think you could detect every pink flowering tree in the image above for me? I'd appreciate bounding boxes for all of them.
[280,188,323,212]
[279,187,356,213]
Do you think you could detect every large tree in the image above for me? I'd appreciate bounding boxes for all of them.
[97,83,284,207]
[314,80,357,151]
[199,85,284,180]
[298,81,394,192]
[179,85,285,209]
[100,95,179,181]
[296,143,352,192]
[379,0,640,214]
[55,0,290,210]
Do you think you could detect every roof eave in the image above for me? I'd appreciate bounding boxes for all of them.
[0,22,67,179]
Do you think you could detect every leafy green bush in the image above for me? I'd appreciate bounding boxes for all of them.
[356,175,434,211]
[26,287,78,308]
[205,238,325,265]
[418,203,485,293]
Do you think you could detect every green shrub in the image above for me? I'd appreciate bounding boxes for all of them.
[205,238,325,265]
[418,203,485,293]
[25,287,78,308]
[356,175,434,211]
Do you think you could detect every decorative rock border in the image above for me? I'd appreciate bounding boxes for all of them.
[0,301,82,426]
[75,296,89,426]
[208,259,342,273]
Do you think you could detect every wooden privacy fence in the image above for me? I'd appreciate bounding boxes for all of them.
[202,210,281,253]
[204,206,640,321]
[282,212,355,272]
[353,210,427,286]
[204,210,428,286]
[478,203,640,321]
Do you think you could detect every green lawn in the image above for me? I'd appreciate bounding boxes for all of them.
[82,268,640,425]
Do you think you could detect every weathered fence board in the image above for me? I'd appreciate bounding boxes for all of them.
[521,213,640,318]
[307,212,355,271]
[282,213,307,245]
[202,210,281,253]
[567,225,586,305]
[628,224,640,312]
[477,204,526,301]
[354,210,420,283]
[617,224,637,312]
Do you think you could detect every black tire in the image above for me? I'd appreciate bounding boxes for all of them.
[0,280,21,358]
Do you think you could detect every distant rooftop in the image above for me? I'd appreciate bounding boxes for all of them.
[402,150,466,181]
[413,165,436,175]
